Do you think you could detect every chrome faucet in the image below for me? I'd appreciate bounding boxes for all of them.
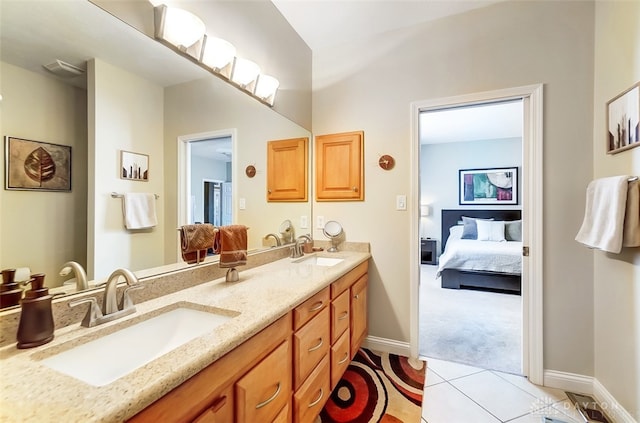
[59,261,88,291]
[291,234,312,259]
[264,233,282,247]
[69,268,143,327]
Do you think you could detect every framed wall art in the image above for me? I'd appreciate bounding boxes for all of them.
[607,81,640,154]
[4,136,71,191]
[120,150,149,181]
[459,167,518,205]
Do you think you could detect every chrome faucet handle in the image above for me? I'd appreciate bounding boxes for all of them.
[69,297,103,328]
[119,283,144,311]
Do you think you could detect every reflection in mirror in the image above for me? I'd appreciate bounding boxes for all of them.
[0,0,311,307]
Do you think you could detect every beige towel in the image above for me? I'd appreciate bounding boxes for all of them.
[217,225,248,268]
[623,180,640,248]
[123,193,157,229]
[180,224,217,264]
[575,176,631,253]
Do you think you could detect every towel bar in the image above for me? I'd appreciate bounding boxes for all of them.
[629,176,638,182]
[111,192,159,199]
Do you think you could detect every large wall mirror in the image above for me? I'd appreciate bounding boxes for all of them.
[0,0,312,306]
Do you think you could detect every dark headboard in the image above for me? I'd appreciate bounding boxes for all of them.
[441,209,522,252]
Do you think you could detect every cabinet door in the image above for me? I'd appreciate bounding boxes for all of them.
[236,340,292,423]
[267,137,308,202]
[315,131,364,201]
[192,385,234,423]
[350,274,368,359]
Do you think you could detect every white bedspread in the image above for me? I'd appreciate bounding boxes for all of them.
[436,235,522,277]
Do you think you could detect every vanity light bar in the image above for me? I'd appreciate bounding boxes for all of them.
[152,4,279,106]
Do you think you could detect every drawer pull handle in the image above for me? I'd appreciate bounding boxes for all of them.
[255,382,281,409]
[338,352,349,364]
[354,294,360,300]
[338,311,348,321]
[309,301,324,312]
[308,388,324,408]
[210,396,227,413]
[308,338,324,352]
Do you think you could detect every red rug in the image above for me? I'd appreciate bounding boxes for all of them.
[319,348,426,423]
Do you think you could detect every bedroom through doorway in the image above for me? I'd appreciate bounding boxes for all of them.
[418,99,524,375]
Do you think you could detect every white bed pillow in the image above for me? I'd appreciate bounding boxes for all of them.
[476,220,506,242]
[448,225,464,239]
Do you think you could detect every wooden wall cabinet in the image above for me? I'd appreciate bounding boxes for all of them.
[315,131,364,201]
[267,137,308,202]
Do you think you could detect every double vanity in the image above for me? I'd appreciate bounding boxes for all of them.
[0,246,370,422]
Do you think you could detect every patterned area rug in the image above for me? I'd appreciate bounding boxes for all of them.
[318,348,426,423]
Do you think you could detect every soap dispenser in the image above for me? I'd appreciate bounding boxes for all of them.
[0,268,23,308]
[17,273,55,349]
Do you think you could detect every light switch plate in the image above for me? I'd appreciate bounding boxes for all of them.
[239,198,246,210]
[396,195,407,210]
[316,215,325,229]
[300,215,308,229]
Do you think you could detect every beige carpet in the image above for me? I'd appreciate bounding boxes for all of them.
[418,265,522,374]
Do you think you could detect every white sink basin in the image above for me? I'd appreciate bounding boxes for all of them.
[295,256,344,267]
[41,305,237,387]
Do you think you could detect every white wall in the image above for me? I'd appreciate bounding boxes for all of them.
[592,1,640,419]
[420,138,522,247]
[0,62,87,287]
[313,0,595,376]
[88,59,165,280]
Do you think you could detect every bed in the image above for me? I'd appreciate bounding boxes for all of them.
[437,209,522,294]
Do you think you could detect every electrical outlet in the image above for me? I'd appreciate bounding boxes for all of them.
[396,195,407,210]
[316,215,325,229]
[300,215,308,229]
[239,198,246,210]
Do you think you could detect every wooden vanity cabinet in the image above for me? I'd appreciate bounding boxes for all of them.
[128,314,292,423]
[315,131,364,201]
[267,137,308,202]
[350,274,368,359]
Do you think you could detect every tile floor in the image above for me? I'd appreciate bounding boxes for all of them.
[421,357,584,423]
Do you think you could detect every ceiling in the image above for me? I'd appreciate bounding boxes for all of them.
[271,0,503,51]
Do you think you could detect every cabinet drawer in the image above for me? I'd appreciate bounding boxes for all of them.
[293,355,330,423]
[330,330,350,390]
[192,385,233,423]
[350,275,368,359]
[236,340,292,423]
[273,400,291,423]
[330,261,368,299]
[294,307,330,390]
[294,287,329,330]
[330,290,349,344]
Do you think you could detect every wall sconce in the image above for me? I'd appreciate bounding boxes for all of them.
[420,204,431,217]
[254,75,280,106]
[200,36,236,79]
[231,57,261,93]
[154,5,206,58]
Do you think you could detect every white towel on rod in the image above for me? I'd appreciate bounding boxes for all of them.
[575,176,630,253]
[123,193,157,230]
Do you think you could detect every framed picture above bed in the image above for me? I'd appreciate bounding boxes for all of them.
[459,167,518,205]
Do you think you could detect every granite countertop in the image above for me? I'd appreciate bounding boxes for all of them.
[0,251,370,422]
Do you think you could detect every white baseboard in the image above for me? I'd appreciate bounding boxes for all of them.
[544,370,637,423]
[544,369,594,395]
[362,336,411,357]
[593,379,638,423]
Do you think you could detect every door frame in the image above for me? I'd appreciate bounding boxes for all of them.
[177,128,237,262]
[409,84,544,385]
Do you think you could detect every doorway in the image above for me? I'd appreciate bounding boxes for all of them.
[418,99,524,374]
[409,84,544,384]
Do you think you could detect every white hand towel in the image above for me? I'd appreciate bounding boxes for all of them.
[123,193,157,230]
[575,176,629,253]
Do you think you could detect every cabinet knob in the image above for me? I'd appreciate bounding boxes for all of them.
[352,186,358,192]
